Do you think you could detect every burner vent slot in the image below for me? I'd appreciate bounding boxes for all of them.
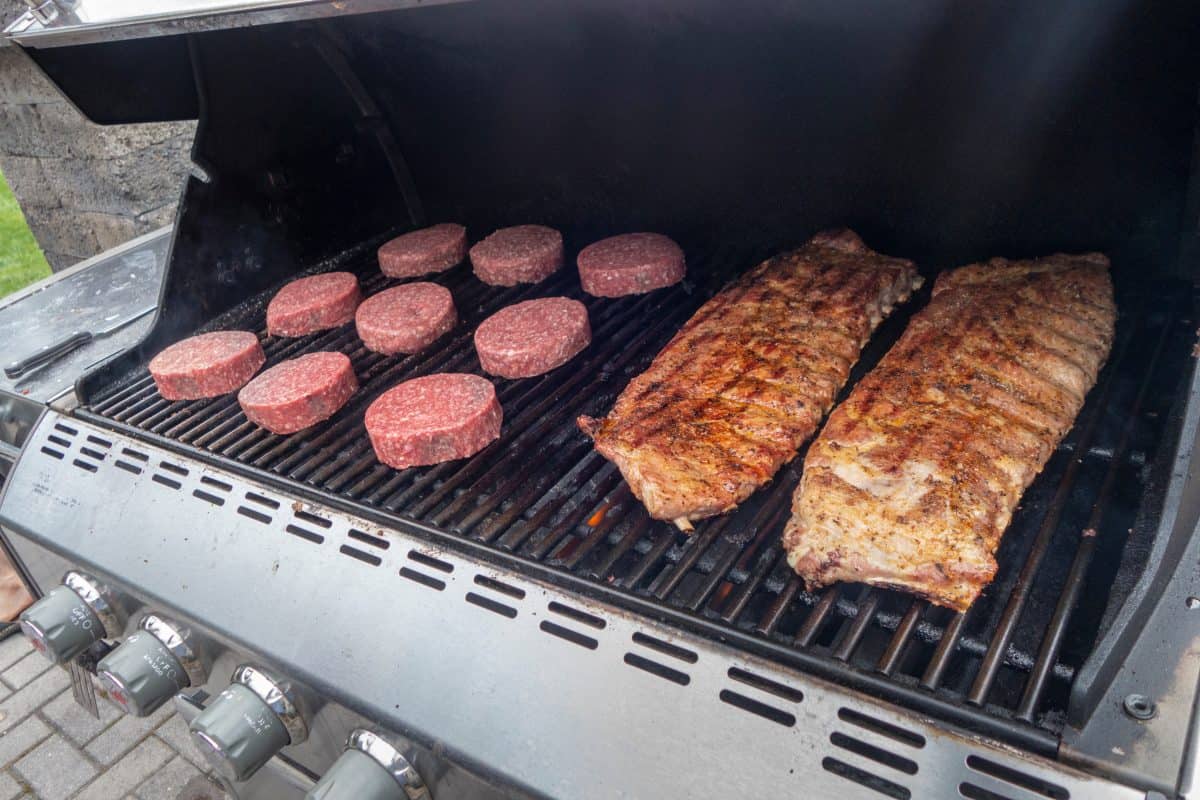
[52,422,78,437]
[473,575,524,599]
[622,652,690,685]
[71,458,98,474]
[47,434,71,449]
[151,473,181,490]
[120,447,149,462]
[821,757,910,799]
[718,689,795,727]
[631,632,697,664]
[286,525,324,545]
[113,459,141,474]
[962,756,1068,800]
[539,620,599,650]
[407,550,453,573]
[465,592,518,619]
[829,732,918,775]
[236,505,272,524]
[79,447,106,461]
[39,446,64,460]
[399,567,445,591]
[294,509,331,528]
[547,601,605,629]
[84,434,112,449]
[836,708,924,749]
[348,529,388,550]
[192,489,225,506]
[158,461,188,477]
[339,544,381,566]
[243,492,279,509]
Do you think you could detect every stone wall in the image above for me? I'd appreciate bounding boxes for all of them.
[0,43,195,271]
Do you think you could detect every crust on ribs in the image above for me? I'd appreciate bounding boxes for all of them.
[578,229,922,529]
[784,253,1115,611]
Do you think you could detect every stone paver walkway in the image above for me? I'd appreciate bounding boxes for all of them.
[0,634,231,800]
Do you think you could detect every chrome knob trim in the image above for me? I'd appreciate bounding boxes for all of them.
[62,571,121,636]
[346,730,430,800]
[232,664,308,745]
[139,614,205,687]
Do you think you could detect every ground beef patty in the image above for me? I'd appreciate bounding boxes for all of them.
[470,225,563,286]
[474,297,591,379]
[366,373,502,468]
[577,233,685,297]
[238,351,358,434]
[377,223,467,279]
[267,272,361,337]
[356,283,457,355]
[150,331,265,401]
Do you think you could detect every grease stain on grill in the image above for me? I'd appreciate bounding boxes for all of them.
[837,708,924,749]
[623,652,690,685]
[71,458,98,474]
[539,620,599,650]
[237,505,272,525]
[465,591,518,618]
[718,689,795,727]
[348,528,389,550]
[473,574,524,599]
[408,550,453,573]
[151,473,181,490]
[285,524,324,545]
[399,567,445,591]
[192,489,226,507]
[964,756,1068,799]
[40,446,64,460]
[822,756,911,799]
[339,544,381,566]
[547,601,606,629]
[631,631,697,664]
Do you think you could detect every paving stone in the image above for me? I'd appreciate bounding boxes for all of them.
[75,736,171,800]
[152,716,207,770]
[0,638,31,675]
[84,705,176,766]
[0,668,71,735]
[132,755,203,800]
[0,716,50,769]
[0,652,52,692]
[42,687,121,746]
[0,772,21,800]
[13,734,96,800]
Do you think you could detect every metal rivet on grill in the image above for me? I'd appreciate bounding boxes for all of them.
[1122,694,1157,720]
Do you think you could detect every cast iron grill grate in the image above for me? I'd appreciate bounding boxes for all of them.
[77,240,1192,751]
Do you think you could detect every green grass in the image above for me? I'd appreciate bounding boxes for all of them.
[0,168,50,299]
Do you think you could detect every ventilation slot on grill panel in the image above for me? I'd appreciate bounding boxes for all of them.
[622,652,690,686]
[339,544,381,566]
[40,446,64,460]
[465,592,518,619]
[286,525,324,545]
[539,620,599,650]
[821,756,910,800]
[961,756,1068,800]
[399,567,445,591]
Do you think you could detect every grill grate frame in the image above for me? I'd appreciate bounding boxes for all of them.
[77,241,1193,746]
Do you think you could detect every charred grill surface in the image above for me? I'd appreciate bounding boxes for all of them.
[786,255,1116,612]
[579,230,921,529]
[77,235,1189,748]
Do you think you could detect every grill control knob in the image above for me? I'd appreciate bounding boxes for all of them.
[189,665,307,782]
[19,571,120,664]
[95,615,204,717]
[307,730,430,800]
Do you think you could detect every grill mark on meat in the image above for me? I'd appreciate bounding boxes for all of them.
[785,252,1114,611]
[580,230,921,528]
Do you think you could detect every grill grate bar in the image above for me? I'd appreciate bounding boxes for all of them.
[1015,309,1173,721]
[795,587,840,648]
[877,601,924,676]
[833,590,880,661]
[964,310,1139,707]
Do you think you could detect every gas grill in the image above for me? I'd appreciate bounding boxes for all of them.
[2,2,1200,799]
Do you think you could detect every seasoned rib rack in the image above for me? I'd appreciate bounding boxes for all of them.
[785,254,1116,611]
[579,229,921,529]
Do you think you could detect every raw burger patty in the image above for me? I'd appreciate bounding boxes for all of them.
[238,351,358,434]
[356,283,457,355]
[149,331,265,401]
[378,223,467,279]
[470,225,563,286]
[366,373,502,468]
[577,233,685,297]
[267,272,361,337]
[475,297,591,379]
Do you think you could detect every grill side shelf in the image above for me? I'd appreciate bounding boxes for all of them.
[0,412,1144,800]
